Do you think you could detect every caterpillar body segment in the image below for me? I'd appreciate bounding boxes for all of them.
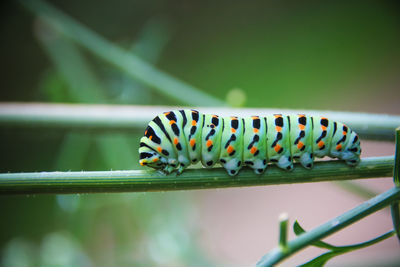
[201,114,223,169]
[139,110,361,176]
[288,115,314,169]
[182,109,203,167]
[266,115,293,171]
[243,116,268,174]
[219,116,244,176]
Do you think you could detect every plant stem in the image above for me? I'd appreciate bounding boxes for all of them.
[333,180,378,199]
[256,186,400,267]
[0,156,393,195]
[391,127,400,241]
[394,127,400,186]
[1,103,399,140]
[279,213,289,250]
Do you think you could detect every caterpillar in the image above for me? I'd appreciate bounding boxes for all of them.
[139,110,361,176]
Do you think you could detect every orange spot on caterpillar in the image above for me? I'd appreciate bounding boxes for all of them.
[173,137,179,145]
[149,135,153,141]
[250,146,257,154]
[299,124,305,130]
[321,126,327,131]
[336,144,342,150]
[163,112,170,115]
[231,128,236,133]
[152,158,159,162]
[274,144,281,153]
[144,130,148,135]
[231,116,238,120]
[253,128,259,133]
[251,116,259,120]
[275,126,282,132]
[157,147,162,153]
[169,120,176,125]
[274,114,282,118]
[190,139,196,147]
[140,160,145,166]
[191,120,197,126]
[318,141,325,148]
[298,114,305,117]
[206,140,213,147]
[343,131,347,135]
[227,145,234,154]
[297,141,304,149]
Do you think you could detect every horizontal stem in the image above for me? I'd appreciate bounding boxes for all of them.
[0,156,394,195]
[256,186,400,266]
[1,103,399,140]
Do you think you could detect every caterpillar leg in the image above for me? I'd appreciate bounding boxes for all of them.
[176,163,187,175]
[277,155,294,171]
[299,152,314,169]
[220,158,242,176]
[163,164,176,174]
[251,159,267,174]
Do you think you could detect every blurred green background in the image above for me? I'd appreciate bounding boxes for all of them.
[1,0,399,266]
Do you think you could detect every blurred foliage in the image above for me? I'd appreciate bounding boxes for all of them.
[1,0,400,266]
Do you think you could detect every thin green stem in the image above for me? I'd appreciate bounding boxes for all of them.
[394,127,400,186]
[20,0,225,107]
[333,180,378,199]
[0,103,399,140]
[279,213,289,250]
[256,186,400,267]
[0,156,394,195]
[391,127,400,241]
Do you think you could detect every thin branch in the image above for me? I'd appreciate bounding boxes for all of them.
[1,103,399,140]
[391,127,400,241]
[0,156,394,195]
[279,213,289,250]
[256,186,400,267]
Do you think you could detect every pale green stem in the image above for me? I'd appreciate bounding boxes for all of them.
[0,103,399,140]
[0,156,394,195]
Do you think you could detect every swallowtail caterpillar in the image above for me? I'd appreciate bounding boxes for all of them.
[139,110,361,176]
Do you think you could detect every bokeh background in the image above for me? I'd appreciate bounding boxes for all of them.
[1,0,400,266]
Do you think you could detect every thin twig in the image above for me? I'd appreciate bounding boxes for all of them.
[0,156,394,195]
[0,103,399,140]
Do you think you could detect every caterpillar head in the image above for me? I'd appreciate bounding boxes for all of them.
[139,146,166,169]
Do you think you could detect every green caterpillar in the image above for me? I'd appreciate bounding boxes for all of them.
[139,110,361,176]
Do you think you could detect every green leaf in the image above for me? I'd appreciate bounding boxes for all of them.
[298,230,395,267]
[293,221,338,250]
[299,250,342,267]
